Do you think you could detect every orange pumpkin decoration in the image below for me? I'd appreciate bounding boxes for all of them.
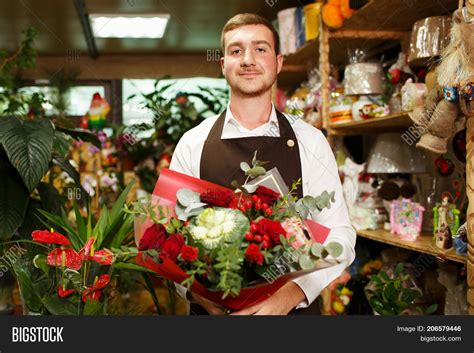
[340,0,355,19]
[322,4,344,29]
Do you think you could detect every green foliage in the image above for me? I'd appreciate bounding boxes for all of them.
[0,27,39,115]
[0,149,30,239]
[128,77,229,145]
[214,244,244,298]
[294,190,335,219]
[38,181,136,251]
[365,264,438,315]
[1,116,54,192]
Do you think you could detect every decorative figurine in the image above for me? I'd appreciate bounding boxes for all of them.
[339,157,365,209]
[453,222,468,255]
[435,224,453,250]
[433,192,461,235]
[390,198,425,241]
[87,92,110,131]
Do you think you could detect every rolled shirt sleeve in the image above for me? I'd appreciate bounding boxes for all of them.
[292,131,356,309]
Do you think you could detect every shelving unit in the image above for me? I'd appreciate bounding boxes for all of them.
[329,113,412,135]
[279,0,473,313]
[357,229,466,264]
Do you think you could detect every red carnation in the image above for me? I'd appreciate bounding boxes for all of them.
[245,243,264,265]
[255,186,280,205]
[180,245,199,262]
[256,218,287,245]
[160,234,185,262]
[200,189,235,207]
[32,230,71,246]
[139,224,167,251]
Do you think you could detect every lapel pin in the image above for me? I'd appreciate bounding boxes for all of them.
[287,139,295,147]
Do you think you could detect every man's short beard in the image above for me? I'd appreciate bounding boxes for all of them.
[232,84,272,97]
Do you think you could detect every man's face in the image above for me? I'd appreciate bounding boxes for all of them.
[221,24,283,97]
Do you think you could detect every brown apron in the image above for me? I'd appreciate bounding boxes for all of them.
[190,109,320,315]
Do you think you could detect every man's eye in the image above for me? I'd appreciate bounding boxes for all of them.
[256,47,266,53]
[231,49,241,55]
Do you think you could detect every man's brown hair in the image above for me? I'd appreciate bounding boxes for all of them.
[221,13,280,55]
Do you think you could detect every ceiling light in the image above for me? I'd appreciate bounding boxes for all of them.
[89,14,170,38]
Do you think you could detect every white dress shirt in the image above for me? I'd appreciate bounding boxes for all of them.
[170,104,356,310]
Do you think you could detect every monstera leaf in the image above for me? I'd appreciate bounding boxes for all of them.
[1,116,54,192]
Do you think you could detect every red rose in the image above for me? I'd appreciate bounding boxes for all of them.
[200,189,235,207]
[245,243,264,265]
[139,224,167,251]
[180,245,199,262]
[255,186,280,205]
[256,218,287,245]
[160,234,185,262]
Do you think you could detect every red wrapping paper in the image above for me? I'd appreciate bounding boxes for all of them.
[135,168,333,310]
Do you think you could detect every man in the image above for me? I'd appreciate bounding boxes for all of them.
[170,13,356,315]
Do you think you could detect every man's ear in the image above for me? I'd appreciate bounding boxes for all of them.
[220,55,225,75]
[276,54,283,74]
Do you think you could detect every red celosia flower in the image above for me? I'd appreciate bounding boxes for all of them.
[58,286,75,298]
[160,234,185,262]
[88,249,114,265]
[82,274,110,303]
[200,189,235,207]
[245,243,264,265]
[32,230,71,246]
[180,245,198,262]
[47,248,82,270]
[139,223,167,251]
[255,186,280,205]
[255,218,287,245]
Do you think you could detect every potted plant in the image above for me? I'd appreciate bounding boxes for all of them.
[365,263,438,315]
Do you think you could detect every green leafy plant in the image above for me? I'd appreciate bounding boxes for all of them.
[0,29,100,241]
[128,77,229,145]
[2,182,155,315]
[365,263,438,315]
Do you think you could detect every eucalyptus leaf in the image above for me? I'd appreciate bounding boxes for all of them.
[310,243,324,258]
[241,184,258,194]
[240,162,250,172]
[176,189,200,207]
[302,196,317,210]
[298,254,314,270]
[184,202,207,213]
[251,150,258,166]
[246,166,266,178]
[326,242,343,258]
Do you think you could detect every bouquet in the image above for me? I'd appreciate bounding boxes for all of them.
[128,155,343,310]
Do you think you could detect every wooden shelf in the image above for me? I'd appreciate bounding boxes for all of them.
[278,0,458,91]
[357,228,466,264]
[328,112,412,135]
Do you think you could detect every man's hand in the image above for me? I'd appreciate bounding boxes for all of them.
[230,282,306,315]
[189,292,226,315]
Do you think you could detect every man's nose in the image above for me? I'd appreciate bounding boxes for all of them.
[241,49,256,67]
